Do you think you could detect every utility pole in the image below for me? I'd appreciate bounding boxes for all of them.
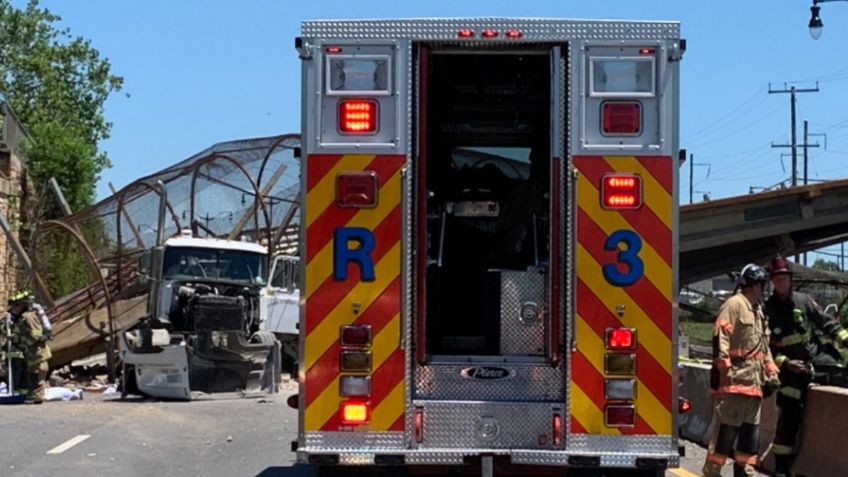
[769,83,819,186]
[804,120,809,186]
[688,153,710,204]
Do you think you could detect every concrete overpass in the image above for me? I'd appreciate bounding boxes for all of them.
[681,179,848,285]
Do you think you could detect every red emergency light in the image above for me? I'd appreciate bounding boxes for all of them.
[605,328,636,350]
[482,29,498,38]
[679,398,692,413]
[339,99,378,134]
[457,29,475,38]
[505,29,523,38]
[341,400,370,425]
[601,174,642,209]
[602,101,642,135]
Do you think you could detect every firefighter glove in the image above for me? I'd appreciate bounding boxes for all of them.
[786,359,810,375]
[765,376,781,395]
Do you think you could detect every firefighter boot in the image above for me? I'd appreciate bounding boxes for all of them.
[733,463,756,477]
[774,454,795,477]
[774,454,794,477]
[701,459,723,477]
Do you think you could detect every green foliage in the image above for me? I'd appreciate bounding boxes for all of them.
[0,0,123,211]
[679,321,713,346]
[37,234,90,298]
[812,258,841,273]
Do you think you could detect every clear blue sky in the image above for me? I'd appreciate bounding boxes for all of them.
[16,1,848,260]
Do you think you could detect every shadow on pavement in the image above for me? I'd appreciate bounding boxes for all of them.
[255,465,316,477]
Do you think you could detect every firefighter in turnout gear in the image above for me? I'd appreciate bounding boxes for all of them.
[702,264,780,477]
[765,255,848,476]
[4,290,52,403]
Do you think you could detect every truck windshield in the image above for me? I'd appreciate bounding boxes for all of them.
[163,246,267,285]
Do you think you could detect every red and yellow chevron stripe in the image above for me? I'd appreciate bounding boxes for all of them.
[571,155,674,436]
[303,154,406,432]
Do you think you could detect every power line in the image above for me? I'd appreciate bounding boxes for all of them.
[688,102,785,148]
[685,90,769,142]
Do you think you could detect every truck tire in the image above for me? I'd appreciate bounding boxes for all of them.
[250,330,276,346]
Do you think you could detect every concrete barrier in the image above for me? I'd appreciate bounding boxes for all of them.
[679,361,778,471]
[678,361,713,445]
[791,386,848,477]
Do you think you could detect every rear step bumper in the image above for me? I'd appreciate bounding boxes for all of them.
[298,448,679,468]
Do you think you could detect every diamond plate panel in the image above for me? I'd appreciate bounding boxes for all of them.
[413,401,562,449]
[567,434,675,454]
[303,431,405,451]
[414,362,564,401]
[499,270,547,355]
[405,452,467,465]
[303,19,680,41]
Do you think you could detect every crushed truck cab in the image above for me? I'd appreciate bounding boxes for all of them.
[120,231,284,399]
[294,18,683,476]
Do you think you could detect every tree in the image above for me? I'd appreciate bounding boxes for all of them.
[0,0,123,297]
[812,258,841,273]
[0,0,123,211]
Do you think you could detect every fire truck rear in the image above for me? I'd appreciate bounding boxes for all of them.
[293,18,684,476]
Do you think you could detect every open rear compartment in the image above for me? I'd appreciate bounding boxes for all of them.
[420,48,553,358]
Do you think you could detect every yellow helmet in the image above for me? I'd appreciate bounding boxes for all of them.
[7,289,32,305]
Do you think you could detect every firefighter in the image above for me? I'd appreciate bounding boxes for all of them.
[702,264,781,477]
[5,290,52,403]
[765,255,848,476]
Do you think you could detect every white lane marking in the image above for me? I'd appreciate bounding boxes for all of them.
[46,434,91,455]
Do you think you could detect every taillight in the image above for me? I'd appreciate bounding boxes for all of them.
[679,398,692,413]
[601,174,642,210]
[605,405,636,427]
[336,172,378,208]
[341,324,373,347]
[415,408,424,443]
[339,99,378,134]
[605,379,637,401]
[340,375,371,397]
[602,101,642,135]
[340,350,372,372]
[341,400,370,425]
[605,328,636,350]
[552,414,562,446]
[604,353,637,375]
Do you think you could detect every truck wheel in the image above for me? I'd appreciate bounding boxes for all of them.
[250,330,276,346]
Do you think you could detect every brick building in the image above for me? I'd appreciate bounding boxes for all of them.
[0,101,29,299]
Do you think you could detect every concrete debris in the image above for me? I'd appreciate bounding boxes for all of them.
[226,435,233,442]
[52,355,112,390]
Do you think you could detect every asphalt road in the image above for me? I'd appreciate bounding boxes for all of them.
[0,382,761,477]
